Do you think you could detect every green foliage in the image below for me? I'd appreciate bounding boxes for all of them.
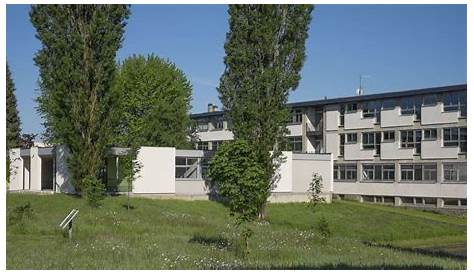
[6,62,22,150]
[83,175,105,207]
[308,172,325,207]
[112,54,193,149]
[8,202,34,226]
[317,216,331,243]
[218,5,313,213]
[30,5,130,195]
[208,140,267,225]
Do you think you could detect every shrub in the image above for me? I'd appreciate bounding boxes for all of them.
[317,216,331,243]
[83,175,105,207]
[8,202,34,226]
[308,172,325,207]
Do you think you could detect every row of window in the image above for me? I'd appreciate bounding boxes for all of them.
[196,141,223,151]
[339,92,466,126]
[196,119,225,132]
[175,156,210,180]
[334,162,466,183]
[339,127,467,156]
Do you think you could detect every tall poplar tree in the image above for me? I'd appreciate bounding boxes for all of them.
[218,4,313,216]
[6,62,22,150]
[30,5,130,199]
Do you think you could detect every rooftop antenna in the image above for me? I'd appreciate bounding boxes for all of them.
[357,75,371,96]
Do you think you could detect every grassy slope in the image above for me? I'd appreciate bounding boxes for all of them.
[6,193,466,269]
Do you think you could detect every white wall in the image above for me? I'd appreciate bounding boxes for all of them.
[334,182,466,199]
[324,105,339,131]
[29,147,42,191]
[273,151,293,192]
[421,140,459,159]
[325,132,339,155]
[344,110,375,130]
[291,153,333,194]
[381,142,414,160]
[380,108,414,128]
[421,104,459,125]
[134,147,176,194]
[55,145,74,193]
[8,149,23,190]
[197,130,234,142]
[287,124,302,136]
[344,143,374,160]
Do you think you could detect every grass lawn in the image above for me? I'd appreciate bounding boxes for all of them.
[6,193,467,269]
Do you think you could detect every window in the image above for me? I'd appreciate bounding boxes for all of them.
[362,101,381,122]
[443,92,466,116]
[346,103,358,113]
[423,129,437,140]
[197,142,209,150]
[383,131,395,142]
[362,132,381,154]
[211,118,224,130]
[382,100,396,110]
[289,109,303,124]
[362,164,395,181]
[339,105,345,126]
[423,95,437,106]
[339,134,345,156]
[211,141,222,151]
[400,130,422,154]
[444,127,466,152]
[287,136,302,152]
[400,97,422,120]
[443,162,466,182]
[197,121,208,132]
[175,157,201,179]
[334,164,357,181]
[346,133,357,143]
[400,164,437,182]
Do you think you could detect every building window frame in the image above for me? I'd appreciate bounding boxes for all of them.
[443,127,466,152]
[423,129,437,141]
[346,133,357,144]
[175,157,201,180]
[383,131,395,142]
[197,142,209,150]
[443,162,467,183]
[287,136,303,152]
[288,109,303,124]
[334,164,357,182]
[362,164,395,182]
[400,163,437,183]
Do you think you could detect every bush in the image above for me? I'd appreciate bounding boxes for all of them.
[317,216,331,243]
[308,172,325,207]
[83,175,105,207]
[8,202,34,226]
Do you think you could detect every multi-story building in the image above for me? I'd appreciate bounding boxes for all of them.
[191,84,467,208]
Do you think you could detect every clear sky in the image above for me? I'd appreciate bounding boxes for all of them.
[6,4,467,137]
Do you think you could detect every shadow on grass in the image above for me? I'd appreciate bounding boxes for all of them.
[189,234,231,250]
[243,263,445,270]
[121,204,135,210]
[363,241,466,261]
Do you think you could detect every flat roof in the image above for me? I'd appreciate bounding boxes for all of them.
[190,83,466,118]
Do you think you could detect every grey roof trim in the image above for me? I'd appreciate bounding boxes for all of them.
[20,149,31,157]
[38,147,55,157]
[176,149,204,157]
[190,84,466,118]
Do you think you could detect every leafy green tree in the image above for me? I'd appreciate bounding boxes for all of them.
[112,54,193,149]
[218,4,313,217]
[6,62,21,150]
[30,5,130,204]
[208,140,267,254]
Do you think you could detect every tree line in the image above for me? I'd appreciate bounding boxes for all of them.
[7,4,314,235]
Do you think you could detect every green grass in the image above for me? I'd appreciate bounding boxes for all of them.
[6,193,467,269]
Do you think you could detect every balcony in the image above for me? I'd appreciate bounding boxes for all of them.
[306,122,322,136]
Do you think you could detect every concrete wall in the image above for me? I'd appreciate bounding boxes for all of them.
[421,104,459,125]
[55,145,74,193]
[380,107,414,127]
[325,132,339,155]
[292,153,333,194]
[175,180,208,195]
[344,143,374,160]
[421,140,459,159]
[344,110,375,130]
[29,147,42,191]
[8,149,23,190]
[287,124,303,136]
[197,130,234,142]
[333,181,466,199]
[325,105,339,131]
[381,142,414,160]
[134,147,176,194]
[273,151,293,192]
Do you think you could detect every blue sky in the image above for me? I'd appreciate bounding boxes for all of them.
[6,4,467,136]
